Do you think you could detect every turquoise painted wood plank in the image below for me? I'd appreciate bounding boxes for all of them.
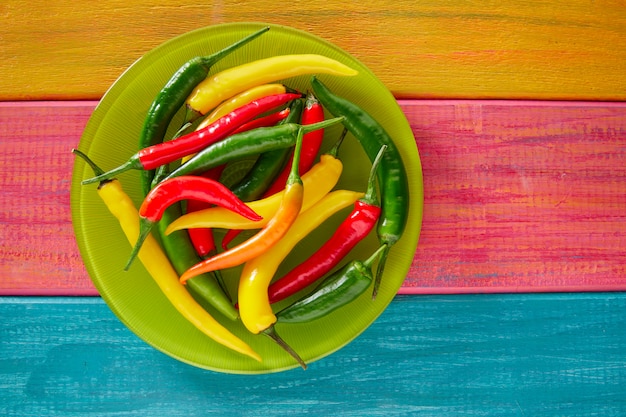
[1,294,625,416]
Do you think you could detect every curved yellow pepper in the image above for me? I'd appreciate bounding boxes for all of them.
[238,189,365,334]
[96,178,261,362]
[187,54,358,116]
[164,153,343,234]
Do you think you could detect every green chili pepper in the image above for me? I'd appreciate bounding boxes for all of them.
[228,98,304,202]
[310,76,409,299]
[163,117,344,181]
[138,26,269,195]
[276,245,386,324]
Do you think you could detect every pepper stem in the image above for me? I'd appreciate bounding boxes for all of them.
[72,148,105,177]
[81,158,140,185]
[364,244,388,271]
[362,145,387,206]
[298,116,344,136]
[201,26,270,67]
[124,217,154,271]
[326,127,348,158]
[262,326,307,370]
[286,128,305,186]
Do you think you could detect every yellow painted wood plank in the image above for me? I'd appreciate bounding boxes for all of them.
[1,0,625,101]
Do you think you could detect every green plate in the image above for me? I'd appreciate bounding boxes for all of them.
[71,22,423,374]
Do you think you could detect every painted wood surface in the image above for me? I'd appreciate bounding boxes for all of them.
[1,1,625,101]
[1,294,625,416]
[2,100,625,295]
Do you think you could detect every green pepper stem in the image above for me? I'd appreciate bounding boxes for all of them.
[326,127,348,158]
[362,145,387,206]
[371,244,390,300]
[72,148,104,177]
[286,128,305,186]
[201,26,270,67]
[298,116,344,136]
[124,217,154,271]
[81,158,140,185]
[262,326,307,370]
[364,244,388,271]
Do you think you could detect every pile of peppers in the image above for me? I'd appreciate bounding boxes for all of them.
[74,27,409,370]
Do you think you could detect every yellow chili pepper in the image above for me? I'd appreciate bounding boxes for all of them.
[185,54,358,120]
[179,128,310,283]
[164,152,343,234]
[238,189,365,335]
[72,149,262,363]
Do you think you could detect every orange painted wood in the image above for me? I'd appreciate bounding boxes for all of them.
[1,100,625,295]
[1,1,625,101]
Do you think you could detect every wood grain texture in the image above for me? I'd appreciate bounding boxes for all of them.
[1,0,625,101]
[0,102,96,295]
[1,294,625,416]
[2,100,625,295]
[405,100,626,293]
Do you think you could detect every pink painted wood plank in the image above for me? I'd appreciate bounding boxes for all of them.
[1,100,625,295]
[403,100,626,293]
[0,101,98,295]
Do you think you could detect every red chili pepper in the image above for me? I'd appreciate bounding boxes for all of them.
[267,145,386,304]
[230,107,290,135]
[81,92,302,185]
[263,92,325,197]
[124,175,263,270]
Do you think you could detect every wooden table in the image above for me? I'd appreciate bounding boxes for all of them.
[2,1,625,415]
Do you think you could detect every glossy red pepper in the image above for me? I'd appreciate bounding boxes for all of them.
[230,107,290,135]
[124,175,263,270]
[263,92,325,197]
[81,93,302,185]
[267,145,386,304]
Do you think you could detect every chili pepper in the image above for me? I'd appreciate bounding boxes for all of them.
[81,92,302,185]
[263,91,325,197]
[178,126,309,283]
[236,189,365,369]
[230,107,290,135]
[71,149,260,362]
[268,145,386,304]
[276,245,386,324]
[311,76,409,299]
[138,26,269,194]
[162,117,344,182]
[125,175,263,271]
[164,144,344,236]
[183,54,358,123]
